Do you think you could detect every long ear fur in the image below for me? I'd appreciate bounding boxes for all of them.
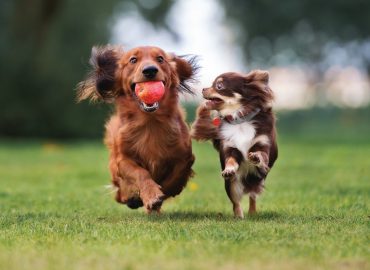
[77,45,124,102]
[244,69,274,108]
[171,54,200,94]
[246,69,269,84]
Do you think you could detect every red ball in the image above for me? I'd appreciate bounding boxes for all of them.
[135,81,165,104]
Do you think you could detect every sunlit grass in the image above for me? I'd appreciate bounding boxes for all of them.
[0,137,369,270]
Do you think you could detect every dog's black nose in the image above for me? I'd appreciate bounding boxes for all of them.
[202,88,207,93]
[142,65,158,79]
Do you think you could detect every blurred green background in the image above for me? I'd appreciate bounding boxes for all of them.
[1,2,369,269]
[0,0,369,139]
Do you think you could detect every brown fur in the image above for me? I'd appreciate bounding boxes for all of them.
[191,70,278,218]
[78,46,198,213]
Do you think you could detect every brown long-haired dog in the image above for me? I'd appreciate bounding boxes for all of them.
[191,70,278,218]
[77,45,198,213]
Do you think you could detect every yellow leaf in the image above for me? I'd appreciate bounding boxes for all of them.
[188,181,199,191]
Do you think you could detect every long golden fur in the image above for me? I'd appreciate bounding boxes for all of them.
[78,45,198,213]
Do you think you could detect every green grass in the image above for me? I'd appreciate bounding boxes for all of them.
[0,136,369,270]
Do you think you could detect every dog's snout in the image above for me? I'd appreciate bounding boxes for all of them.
[202,88,207,93]
[142,65,158,79]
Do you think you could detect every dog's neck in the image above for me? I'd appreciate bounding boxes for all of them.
[219,108,261,125]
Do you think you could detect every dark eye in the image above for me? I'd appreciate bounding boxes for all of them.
[216,82,223,90]
[157,56,164,63]
[129,57,137,64]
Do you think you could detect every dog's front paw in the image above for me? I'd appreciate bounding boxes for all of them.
[248,152,262,165]
[140,180,165,212]
[248,152,270,176]
[196,103,212,118]
[222,166,237,180]
[145,193,164,213]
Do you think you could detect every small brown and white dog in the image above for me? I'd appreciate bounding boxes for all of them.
[191,70,278,218]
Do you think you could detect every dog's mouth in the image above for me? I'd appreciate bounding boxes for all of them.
[131,82,164,113]
[139,101,159,112]
[204,96,224,107]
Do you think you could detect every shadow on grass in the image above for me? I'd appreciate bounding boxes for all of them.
[1,210,352,227]
[114,209,353,224]
[122,210,285,222]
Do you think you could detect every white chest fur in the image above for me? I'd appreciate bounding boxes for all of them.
[220,121,256,159]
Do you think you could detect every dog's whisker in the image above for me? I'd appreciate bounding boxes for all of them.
[103,184,119,196]
[105,189,118,196]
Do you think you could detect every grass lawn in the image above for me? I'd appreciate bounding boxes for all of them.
[0,136,369,270]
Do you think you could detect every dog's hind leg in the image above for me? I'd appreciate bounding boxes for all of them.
[248,194,257,215]
[231,180,245,218]
[160,153,195,198]
[233,202,243,219]
[221,147,245,218]
[225,179,244,218]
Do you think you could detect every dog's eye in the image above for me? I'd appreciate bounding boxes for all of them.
[216,82,224,90]
[157,56,164,63]
[129,57,137,64]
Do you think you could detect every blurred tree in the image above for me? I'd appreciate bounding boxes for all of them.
[0,0,174,138]
[219,0,370,71]
[2,0,368,138]
[218,0,370,105]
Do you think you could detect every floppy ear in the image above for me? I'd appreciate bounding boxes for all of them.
[77,45,123,102]
[171,54,199,94]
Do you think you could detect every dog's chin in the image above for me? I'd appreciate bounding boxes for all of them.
[139,101,159,113]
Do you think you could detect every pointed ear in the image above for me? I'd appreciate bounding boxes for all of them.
[77,45,124,102]
[244,69,274,107]
[170,54,199,94]
[245,70,269,84]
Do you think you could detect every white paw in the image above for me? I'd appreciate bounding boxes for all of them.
[222,165,238,179]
